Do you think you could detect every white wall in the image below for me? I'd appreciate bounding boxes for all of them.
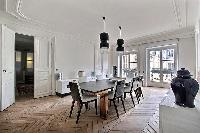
[55,34,95,79]
[197,22,200,81]
[178,37,196,76]
[195,1,200,82]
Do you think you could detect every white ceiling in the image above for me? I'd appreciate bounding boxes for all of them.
[15,0,200,43]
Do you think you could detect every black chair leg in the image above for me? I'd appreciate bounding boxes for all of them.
[85,103,88,110]
[95,99,98,115]
[124,93,126,99]
[69,100,75,117]
[76,103,83,124]
[113,100,119,118]
[121,97,126,113]
[138,87,144,97]
[130,93,135,107]
[118,98,119,103]
[137,96,140,104]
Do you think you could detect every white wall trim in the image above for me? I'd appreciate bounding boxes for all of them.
[171,0,183,28]
[0,25,2,111]
[126,27,195,46]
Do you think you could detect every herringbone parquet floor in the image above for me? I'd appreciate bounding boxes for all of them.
[0,87,168,133]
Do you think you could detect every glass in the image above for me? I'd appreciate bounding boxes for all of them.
[130,63,137,70]
[162,49,175,83]
[130,53,137,70]
[16,51,21,62]
[15,51,21,72]
[150,50,160,82]
[27,53,33,69]
[130,54,137,62]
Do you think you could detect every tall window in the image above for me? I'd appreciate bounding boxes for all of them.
[129,53,137,69]
[122,54,129,69]
[121,53,138,77]
[122,53,137,70]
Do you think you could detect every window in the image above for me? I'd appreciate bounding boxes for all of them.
[122,54,129,69]
[27,52,33,69]
[15,51,21,72]
[129,53,137,69]
[122,53,137,70]
[121,52,138,77]
[16,51,21,62]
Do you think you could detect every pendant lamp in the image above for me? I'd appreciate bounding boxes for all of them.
[100,17,109,49]
[116,26,124,52]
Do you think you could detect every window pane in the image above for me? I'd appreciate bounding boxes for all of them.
[15,51,21,72]
[130,54,137,62]
[162,49,174,60]
[27,53,33,69]
[16,51,21,62]
[130,63,137,69]
[150,50,160,82]
[162,49,175,83]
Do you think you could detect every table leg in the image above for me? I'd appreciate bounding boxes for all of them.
[100,93,108,119]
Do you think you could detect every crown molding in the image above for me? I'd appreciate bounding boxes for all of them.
[126,26,195,46]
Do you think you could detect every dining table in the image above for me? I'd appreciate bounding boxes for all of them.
[79,79,116,119]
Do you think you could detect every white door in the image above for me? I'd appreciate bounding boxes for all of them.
[34,37,52,98]
[0,25,15,111]
[147,45,177,88]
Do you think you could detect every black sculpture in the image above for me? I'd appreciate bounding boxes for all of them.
[171,68,199,108]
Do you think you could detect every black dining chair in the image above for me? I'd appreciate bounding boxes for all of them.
[137,76,144,96]
[68,82,98,124]
[108,81,126,118]
[137,75,144,89]
[124,78,138,107]
[134,87,143,104]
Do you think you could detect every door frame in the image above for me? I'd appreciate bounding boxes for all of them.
[0,25,56,110]
[146,44,178,88]
[14,33,56,99]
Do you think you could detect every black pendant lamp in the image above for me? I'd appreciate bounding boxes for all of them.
[100,17,109,49]
[116,26,124,52]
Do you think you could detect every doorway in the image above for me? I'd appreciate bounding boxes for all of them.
[147,45,177,88]
[15,33,34,101]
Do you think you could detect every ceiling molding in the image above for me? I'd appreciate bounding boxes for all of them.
[126,26,195,46]
[172,0,183,28]
[16,0,30,20]
[185,0,188,27]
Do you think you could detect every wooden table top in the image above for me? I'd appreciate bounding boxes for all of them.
[79,80,115,93]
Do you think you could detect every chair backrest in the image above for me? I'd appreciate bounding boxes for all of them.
[68,82,82,101]
[134,87,143,99]
[114,81,125,98]
[131,78,138,91]
[138,76,143,81]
